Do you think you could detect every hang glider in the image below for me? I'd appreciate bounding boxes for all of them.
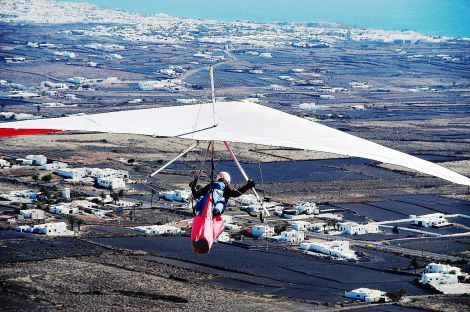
[1,100,469,186]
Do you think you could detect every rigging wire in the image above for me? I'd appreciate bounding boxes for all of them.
[209,65,218,126]
[258,160,265,197]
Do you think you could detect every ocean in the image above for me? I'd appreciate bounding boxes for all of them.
[64,0,470,38]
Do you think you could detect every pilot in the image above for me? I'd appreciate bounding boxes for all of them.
[190,171,255,215]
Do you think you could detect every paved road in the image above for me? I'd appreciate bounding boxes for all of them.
[87,235,432,303]
[307,232,464,262]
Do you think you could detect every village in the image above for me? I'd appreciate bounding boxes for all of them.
[1,151,469,303]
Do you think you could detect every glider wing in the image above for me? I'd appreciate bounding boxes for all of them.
[1,101,469,186]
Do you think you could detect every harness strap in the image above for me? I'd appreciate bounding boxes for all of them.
[210,141,215,184]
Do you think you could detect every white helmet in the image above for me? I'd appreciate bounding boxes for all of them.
[216,171,231,184]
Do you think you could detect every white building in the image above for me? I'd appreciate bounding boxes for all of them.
[25,155,47,166]
[221,215,233,224]
[14,113,42,120]
[49,204,79,215]
[424,263,462,275]
[259,52,272,58]
[0,159,11,168]
[224,223,241,231]
[56,168,87,179]
[275,230,305,243]
[338,222,379,235]
[278,75,294,81]
[64,94,78,100]
[138,81,157,91]
[176,98,198,104]
[5,56,26,63]
[252,224,275,238]
[54,51,76,58]
[112,200,137,208]
[42,162,68,171]
[160,190,190,202]
[235,194,258,206]
[21,158,34,166]
[268,84,286,91]
[301,240,357,260]
[218,231,232,242]
[290,221,311,231]
[41,81,68,89]
[1,190,38,202]
[83,207,112,218]
[67,76,88,84]
[349,81,371,89]
[16,225,31,233]
[134,224,181,235]
[244,203,263,213]
[292,201,319,215]
[87,168,129,180]
[137,79,182,91]
[420,263,469,294]
[107,53,123,59]
[128,98,143,104]
[33,222,74,236]
[97,177,125,190]
[421,272,459,286]
[72,200,98,209]
[345,288,390,303]
[62,187,71,199]
[307,222,335,233]
[19,209,45,220]
[411,213,450,228]
[44,90,59,97]
[0,112,15,119]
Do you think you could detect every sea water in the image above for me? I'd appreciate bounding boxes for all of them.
[65,0,469,38]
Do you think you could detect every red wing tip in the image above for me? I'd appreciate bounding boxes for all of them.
[0,128,62,137]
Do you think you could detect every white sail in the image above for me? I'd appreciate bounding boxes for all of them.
[1,101,469,186]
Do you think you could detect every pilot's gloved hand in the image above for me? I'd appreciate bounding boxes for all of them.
[246,179,256,188]
[189,177,198,188]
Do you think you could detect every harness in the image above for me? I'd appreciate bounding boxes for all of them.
[194,181,228,216]
[193,142,228,216]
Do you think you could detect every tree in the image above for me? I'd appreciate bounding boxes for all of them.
[117,189,125,199]
[111,192,119,204]
[32,173,40,182]
[68,216,75,231]
[410,257,419,274]
[99,192,107,205]
[274,222,288,234]
[386,288,406,302]
[150,189,156,207]
[90,198,102,205]
[41,174,53,183]
[40,186,50,198]
[17,203,28,214]
[76,218,84,231]
[36,202,46,210]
